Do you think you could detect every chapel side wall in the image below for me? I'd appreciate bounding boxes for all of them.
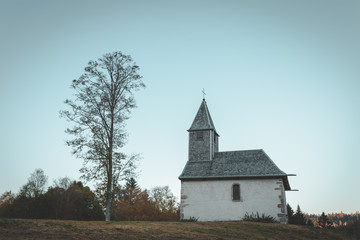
[181,179,287,222]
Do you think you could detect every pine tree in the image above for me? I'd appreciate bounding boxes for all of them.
[319,212,332,228]
[293,205,306,225]
[287,204,295,224]
[125,177,139,190]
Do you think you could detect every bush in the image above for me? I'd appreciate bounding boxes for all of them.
[179,216,198,222]
[243,212,278,223]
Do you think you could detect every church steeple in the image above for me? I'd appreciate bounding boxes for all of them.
[188,99,219,161]
[189,99,217,133]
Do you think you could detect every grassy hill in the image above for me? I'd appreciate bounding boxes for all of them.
[0,218,354,240]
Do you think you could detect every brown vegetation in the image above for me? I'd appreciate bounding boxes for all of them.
[113,185,179,221]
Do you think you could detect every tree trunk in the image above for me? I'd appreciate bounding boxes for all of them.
[106,110,114,221]
[105,160,112,221]
[105,185,112,221]
[105,143,113,221]
[105,153,113,221]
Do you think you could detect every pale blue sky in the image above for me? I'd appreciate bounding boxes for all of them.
[1,0,359,214]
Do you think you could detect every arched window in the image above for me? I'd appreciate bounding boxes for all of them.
[232,184,240,201]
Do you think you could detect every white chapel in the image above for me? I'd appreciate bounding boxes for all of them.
[179,99,292,223]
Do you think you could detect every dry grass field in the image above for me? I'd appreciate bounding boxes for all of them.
[0,218,354,240]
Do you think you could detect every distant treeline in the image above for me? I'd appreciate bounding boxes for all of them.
[287,204,360,239]
[0,180,103,220]
[305,212,360,228]
[0,169,179,221]
[287,204,359,228]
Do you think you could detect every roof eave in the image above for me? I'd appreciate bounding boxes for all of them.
[179,174,288,180]
[187,128,219,136]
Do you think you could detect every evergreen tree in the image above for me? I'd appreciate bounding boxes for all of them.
[293,205,306,225]
[287,204,295,224]
[125,177,139,190]
[120,177,140,205]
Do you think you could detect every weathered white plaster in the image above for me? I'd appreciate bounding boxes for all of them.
[181,178,287,222]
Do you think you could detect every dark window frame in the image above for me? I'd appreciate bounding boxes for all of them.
[232,183,240,201]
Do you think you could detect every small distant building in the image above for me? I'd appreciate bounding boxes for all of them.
[179,99,292,223]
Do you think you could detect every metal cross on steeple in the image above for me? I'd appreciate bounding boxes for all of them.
[202,88,206,100]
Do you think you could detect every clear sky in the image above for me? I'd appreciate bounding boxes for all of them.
[1,0,359,214]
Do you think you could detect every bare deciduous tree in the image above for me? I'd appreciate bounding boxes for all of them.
[20,168,48,198]
[53,176,72,190]
[60,51,144,221]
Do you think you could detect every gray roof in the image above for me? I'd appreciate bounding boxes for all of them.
[179,149,291,190]
[188,99,217,134]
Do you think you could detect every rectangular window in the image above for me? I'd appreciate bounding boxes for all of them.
[232,184,240,201]
[196,131,203,141]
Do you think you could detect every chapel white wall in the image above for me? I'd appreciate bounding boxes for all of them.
[180,179,287,222]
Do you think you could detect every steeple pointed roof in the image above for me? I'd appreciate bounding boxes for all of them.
[188,99,218,134]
